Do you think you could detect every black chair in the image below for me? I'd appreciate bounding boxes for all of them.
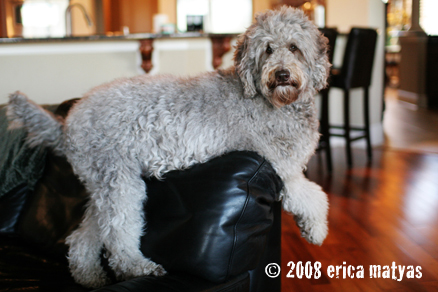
[318,27,338,173]
[329,28,378,167]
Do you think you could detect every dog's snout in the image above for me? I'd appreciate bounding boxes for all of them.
[275,70,290,83]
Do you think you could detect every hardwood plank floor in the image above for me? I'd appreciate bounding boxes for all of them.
[383,88,438,154]
[281,147,438,291]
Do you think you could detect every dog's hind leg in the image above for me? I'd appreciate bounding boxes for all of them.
[93,163,166,281]
[66,204,110,288]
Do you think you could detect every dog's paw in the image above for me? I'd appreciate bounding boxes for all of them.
[151,263,167,276]
[132,259,167,277]
[70,265,112,289]
[115,257,167,280]
[295,215,328,246]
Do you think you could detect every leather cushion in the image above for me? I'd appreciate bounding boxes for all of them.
[3,149,283,286]
[0,185,30,233]
[141,151,283,283]
[0,105,49,199]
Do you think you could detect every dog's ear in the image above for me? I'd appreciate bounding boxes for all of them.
[234,26,258,99]
[311,34,331,91]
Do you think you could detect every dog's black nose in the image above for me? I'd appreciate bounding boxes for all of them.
[275,70,290,83]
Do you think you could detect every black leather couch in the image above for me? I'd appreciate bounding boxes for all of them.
[0,102,284,292]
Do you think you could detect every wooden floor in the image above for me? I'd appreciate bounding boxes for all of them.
[281,92,438,291]
[383,88,438,154]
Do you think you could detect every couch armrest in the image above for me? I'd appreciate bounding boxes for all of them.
[140,151,283,284]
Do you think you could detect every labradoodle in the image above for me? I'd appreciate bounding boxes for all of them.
[7,7,330,288]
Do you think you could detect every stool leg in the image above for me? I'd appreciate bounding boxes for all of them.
[344,89,352,167]
[321,88,333,173]
[364,87,372,160]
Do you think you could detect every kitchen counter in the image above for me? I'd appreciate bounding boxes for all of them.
[0,32,238,44]
[0,32,238,73]
[0,33,238,105]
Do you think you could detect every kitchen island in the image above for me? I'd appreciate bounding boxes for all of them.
[0,33,237,104]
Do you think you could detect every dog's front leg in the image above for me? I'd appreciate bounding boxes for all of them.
[281,172,329,245]
[97,173,166,281]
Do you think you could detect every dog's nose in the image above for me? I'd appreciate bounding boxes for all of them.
[275,70,290,83]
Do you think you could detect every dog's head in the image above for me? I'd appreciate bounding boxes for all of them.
[234,7,330,108]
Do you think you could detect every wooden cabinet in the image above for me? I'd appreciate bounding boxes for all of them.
[0,1,7,38]
[102,0,158,34]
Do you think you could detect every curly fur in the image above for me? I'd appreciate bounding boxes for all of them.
[7,7,330,288]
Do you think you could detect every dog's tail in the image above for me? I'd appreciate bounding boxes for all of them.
[7,91,65,155]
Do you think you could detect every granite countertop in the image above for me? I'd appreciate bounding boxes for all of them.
[0,32,239,44]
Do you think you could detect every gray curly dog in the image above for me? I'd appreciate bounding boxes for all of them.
[7,7,330,288]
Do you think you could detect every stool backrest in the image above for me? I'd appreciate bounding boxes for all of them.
[318,27,338,65]
[340,28,378,89]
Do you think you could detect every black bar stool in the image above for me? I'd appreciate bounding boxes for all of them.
[318,27,338,173]
[329,28,378,167]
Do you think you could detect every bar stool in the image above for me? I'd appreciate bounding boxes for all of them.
[329,28,378,167]
[318,27,338,173]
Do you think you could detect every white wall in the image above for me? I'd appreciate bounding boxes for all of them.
[326,0,386,147]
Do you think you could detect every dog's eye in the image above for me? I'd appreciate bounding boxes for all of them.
[290,44,298,52]
[266,45,273,55]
